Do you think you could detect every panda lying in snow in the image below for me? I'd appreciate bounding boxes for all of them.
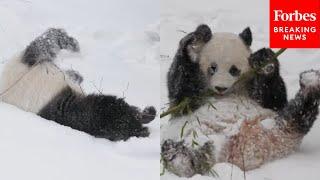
[161,24,320,177]
[0,28,156,141]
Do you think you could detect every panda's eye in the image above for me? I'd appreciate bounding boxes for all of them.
[208,63,218,76]
[229,65,241,77]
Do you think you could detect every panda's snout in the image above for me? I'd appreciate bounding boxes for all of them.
[214,86,228,93]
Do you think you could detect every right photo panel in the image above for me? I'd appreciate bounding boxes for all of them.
[160,0,320,179]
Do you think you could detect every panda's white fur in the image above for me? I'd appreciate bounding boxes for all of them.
[199,33,251,94]
[0,52,82,113]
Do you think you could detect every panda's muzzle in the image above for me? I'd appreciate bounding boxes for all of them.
[214,86,228,93]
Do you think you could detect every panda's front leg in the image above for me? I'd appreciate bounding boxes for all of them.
[279,70,320,134]
[161,139,215,177]
[22,28,80,66]
[167,24,212,110]
[247,48,288,111]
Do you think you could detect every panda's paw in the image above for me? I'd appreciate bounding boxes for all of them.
[23,28,80,66]
[300,70,320,88]
[299,70,320,97]
[45,28,80,52]
[249,48,278,76]
[161,140,196,177]
[140,106,157,124]
[256,63,275,76]
[65,70,83,85]
[161,139,185,161]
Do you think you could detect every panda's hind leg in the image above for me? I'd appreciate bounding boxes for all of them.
[279,70,320,134]
[85,95,156,141]
[39,91,155,141]
[161,139,215,177]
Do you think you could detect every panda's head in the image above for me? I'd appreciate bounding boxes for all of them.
[186,25,252,95]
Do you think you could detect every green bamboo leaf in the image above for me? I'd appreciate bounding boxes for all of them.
[160,166,165,176]
[196,116,201,125]
[209,169,219,178]
[207,101,217,110]
[192,140,199,146]
[192,130,198,138]
[180,121,188,139]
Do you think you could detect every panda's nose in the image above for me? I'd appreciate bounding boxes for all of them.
[215,86,228,93]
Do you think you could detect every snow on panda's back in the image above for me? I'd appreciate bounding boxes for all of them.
[190,95,276,135]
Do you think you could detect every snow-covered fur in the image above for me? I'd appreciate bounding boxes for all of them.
[0,28,156,141]
[162,24,320,177]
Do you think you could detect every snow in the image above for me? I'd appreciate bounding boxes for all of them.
[161,0,320,179]
[261,118,276,130]
[0,0,159,180]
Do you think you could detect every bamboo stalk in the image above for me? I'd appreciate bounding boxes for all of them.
[160,98,190,118]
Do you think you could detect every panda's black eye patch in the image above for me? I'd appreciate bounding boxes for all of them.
[229,65,241,77]
[208,63,218,76]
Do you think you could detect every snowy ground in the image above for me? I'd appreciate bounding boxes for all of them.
[0,0,159,180]
[160,0,320,180]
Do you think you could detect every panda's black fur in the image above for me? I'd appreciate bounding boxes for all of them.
[39,87,154,141]
[167,25,210,110]
[1,28,156,141]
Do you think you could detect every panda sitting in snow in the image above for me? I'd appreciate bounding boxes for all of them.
[161,24,320,177]
[0,28,156,141]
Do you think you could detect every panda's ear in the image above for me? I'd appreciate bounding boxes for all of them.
[193,24,212,43]
[239,27,252,46]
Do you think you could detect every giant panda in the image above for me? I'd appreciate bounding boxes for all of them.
[0,28,156,141]
[161,24,320,177]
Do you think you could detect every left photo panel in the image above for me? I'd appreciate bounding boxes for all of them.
[0,0,159,179]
